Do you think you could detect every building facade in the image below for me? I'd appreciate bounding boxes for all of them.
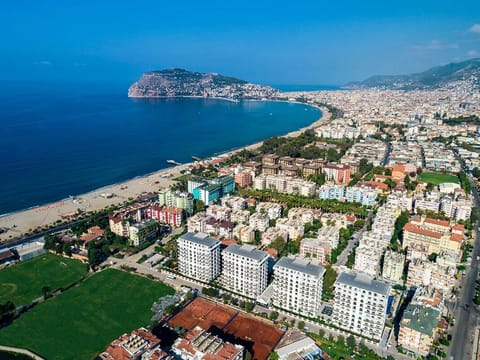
[221,244,269,298]
[333,272,390,341]
[177,232,221,282]
[273,257,325,317]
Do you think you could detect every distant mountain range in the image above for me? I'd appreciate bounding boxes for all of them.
[128,68,278,99]
[345,58,480,90]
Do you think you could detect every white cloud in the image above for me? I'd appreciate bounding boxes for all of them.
[467,50,479,57]
[469,24,480,33]
[410,40,459,51]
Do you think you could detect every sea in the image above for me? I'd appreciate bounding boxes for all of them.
[0,81,321,215]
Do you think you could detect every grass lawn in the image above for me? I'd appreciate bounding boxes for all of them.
[0,253,87,306]
[419,172,459,185]
[0,269,174,360]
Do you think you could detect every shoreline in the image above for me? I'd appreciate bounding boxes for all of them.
[0,100,327,243]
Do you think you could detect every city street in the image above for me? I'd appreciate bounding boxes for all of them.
[448,176,480,360]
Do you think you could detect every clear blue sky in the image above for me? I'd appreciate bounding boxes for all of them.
[1,0,480,85]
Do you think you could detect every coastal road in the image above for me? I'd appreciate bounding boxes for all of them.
[448,177,480,360]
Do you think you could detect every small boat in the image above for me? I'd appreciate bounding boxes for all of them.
[192,156,201,161]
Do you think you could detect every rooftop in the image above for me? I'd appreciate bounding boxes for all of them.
[223,244,268,262]
[336,271,390,296]
[179,232,220,248]
[274,256,326,277]
[401,304,440,336]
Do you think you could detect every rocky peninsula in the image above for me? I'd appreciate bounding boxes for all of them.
[128,68,279,100]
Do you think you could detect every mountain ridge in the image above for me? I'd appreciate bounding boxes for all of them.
[345,58,480,90]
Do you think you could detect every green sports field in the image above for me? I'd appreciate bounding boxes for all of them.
[418,172,459,185]
[0,253,87,306]
[0,269,175,360]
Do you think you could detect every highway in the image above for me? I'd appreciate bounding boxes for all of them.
[448,176,480,360]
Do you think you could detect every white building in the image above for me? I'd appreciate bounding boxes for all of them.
[256,202,283,219]
[333,272,390,341]
[353,246,382,278]
[177,232,221,282]
[276,218,305,241]
[249,213,270,232]
[273,257,325,317]
[221,244,269,298]
[382,250,405,283]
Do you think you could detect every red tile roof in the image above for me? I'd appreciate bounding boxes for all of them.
[424,218,450,228]
[450,233,464,243]
[403,223,442,239]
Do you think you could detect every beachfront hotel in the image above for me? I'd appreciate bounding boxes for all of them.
[220,244,269,299]
[188,175,235,205]
[272,256,325,317]
[177,232,221,282]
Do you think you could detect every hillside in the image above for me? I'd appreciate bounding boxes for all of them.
[128,68,278,99]
[345,58,480,90]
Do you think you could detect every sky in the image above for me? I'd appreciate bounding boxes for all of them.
[1,0,480,85]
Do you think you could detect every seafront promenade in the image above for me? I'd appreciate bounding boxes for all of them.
[0,105,327,244]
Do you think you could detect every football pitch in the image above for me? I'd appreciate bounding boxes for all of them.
[0,268,175,360]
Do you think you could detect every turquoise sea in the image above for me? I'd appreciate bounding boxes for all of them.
[0,81,321,214]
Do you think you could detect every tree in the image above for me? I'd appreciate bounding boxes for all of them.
[473,167,480,179]
[269,311,279,321]
[346,335,356,349]
[318,329,325,338]
[384,178,396,189]
[297,320,305,331]
[245,301,254,312]
[428,253,438,262]
[63,242,72,257]
[0,301,15,326]
[270,236,286,254]
[353,219,365,231]
[384,168,392,176]
[194,200,205,214]
[270,352,279,360]
[337,335,345,347]
[42,286,52,300]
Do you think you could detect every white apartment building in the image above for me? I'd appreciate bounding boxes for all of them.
[230,209,250,224]
[354,246,382,278]
[300,238,331,264]
[256,202,283,219]
[317,225,340,248]
[233,224,255,243]
[333,272,390,341]
[276,218,305,241]
[272,257,325,317]
[206,205,232,222]
[187,212,211,233]
[177,232,221,282]
[382,250,405,283]
[249,213,270,232]
[221,244,269,298]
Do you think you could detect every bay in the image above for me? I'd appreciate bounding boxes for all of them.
[0,81,320,214]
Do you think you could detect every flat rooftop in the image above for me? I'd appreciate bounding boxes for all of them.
[274,256,326,277]
[336,271,390,296]
[179,232,220,248]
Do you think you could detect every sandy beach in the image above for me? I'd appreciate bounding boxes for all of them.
[0,103,328,244]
